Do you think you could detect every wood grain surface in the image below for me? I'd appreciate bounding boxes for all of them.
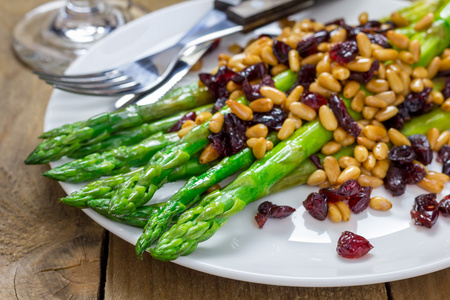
[0,0,448,299]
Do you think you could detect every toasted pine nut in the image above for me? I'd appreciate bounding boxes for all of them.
[375,106,399,122]
[321,141,342,155]
[358,174,384,188]
[339,156,361,169]
[359,12,368,25]
[266,139,274,151]
[319,105,338,131]
[229,90,244,100]
[290,102,317,121]
[431,91,444,105]
[396,59,413,75]
[372,159,390,179]
[364,125,387,141]
[226,100,253,121]
[260,86,286,105]
[335,201,351,222]
[328,203,342,223]
[278,118,296,140]
[399,51,415,64]
[331,66,350,81]
[318,42,331,52]
[271,64,288,76]
[354,145,369,163]
[370,196,392,211]
[205,183,221,194]
[199,144,220,164]
[195,111,212,125]
[323,156,340,185]
[418,176,444,193]
[443,48,450,58]
[414,12,434,31]
[226,81,240,93]
[243,54,262,65]
[337,166,361,185]
[435,131,450,151]
[373,49,399,61]
[318,72,342,92]
[426,128,440,150]
[363,153,377,171]
[387,128,410,146]
[409,40,421,63]
[316,57,331,74]
[330,27,347,43]
[288,49,301,72]
[345,57,373,72]
[362,106,379,120]
[288,112,302,129]
[309,81,333,98]
[427,171,450,183]
[357,136,376,150]
[261,46,278,66]
[390,12,410,27]
[427,56,441,78]
[410,78,424,93]
[301,52,324,65]
[378,62,386,79]
[249,98,274,113]
[373,142,389,160]
[246,124,268,139]
[356,32,372,57]
[386,30,409,49]
[209,112,224,133]
[374,91,395,106]
[386,69,404,94]
[393,94,406,106]
[342,135,356,146]
[412,66,428,79]
[178,124,195,138]
[319,180,332,188]
[343,81,360,99]
[246,137,258,148]
[365,95,388,109]
[351,90,366,112]
[399,71,411,96]
[366,79,389,93]
[285,85,303,109]
[422,78,434,89]
[307,169,327,186]
[253,137,267,159]
[333,127,347,143]
[181,120,196,129]
[442,99,450,111]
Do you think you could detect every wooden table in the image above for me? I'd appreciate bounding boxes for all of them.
[1,0,449,298]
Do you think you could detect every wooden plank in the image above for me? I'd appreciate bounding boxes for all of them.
[105,235,387,299]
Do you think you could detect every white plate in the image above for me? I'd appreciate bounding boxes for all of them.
[44,0,450,287]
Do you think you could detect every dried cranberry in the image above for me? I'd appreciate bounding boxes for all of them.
[168,111,197,132]
[320,179,362,202]
[408,134,433,165]
[297,30,329,57]
[258,201,273,215]
[411,193,439,228]
[348,186,372,214]
[442,77,450,99]
[270,205,296,218]
[301,91,328,111]
[403,88,432,115]
[443,160,450,176]
[348,60,379,84]
[199,66,235,100]
[250,107,287,130]
[204,38,221,55]
[290,64,317,92]
[309,154,323,170]
[330,41,359,64]
[213,97,228,113]
[255,201,296,228]
[439,195,450,216]
[242,75,275,100]
[255,213,269,228]
[366,33,391,48]
[208,113,247,157]
[303,193,328,221]
[388,145,416,164]
[336,231,373,259]
[328,93,362,138]
[231,62,267,84]
[384,164,406,196]
[438,145,450,163]
[272,40,292,65]
[404,162,427,184]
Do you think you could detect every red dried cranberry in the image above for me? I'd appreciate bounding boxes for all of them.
[443,160,450,176]
[199,66,235,100]
[231,62,267,84]
[384,164,406,196]
[168,111,197,132]
[269,205,296,218]
[348,186,372,213]
[290,64,317,92]
[242,75,275,100]
[441,77,450,99]
[411,193,439,228]
[257,201,273,215]
[255,201,296,228]
[404,162,427,184]
[213,97,228,113]
[336,231,373,259]
[301,91,328,111]
[403,88,432,115]
[255,213,269,228]
[272,40,292,65]
[204,38,221,55]
[328,93,362,138]
[250,107,287,130]
[330,41,358,64]
[348,60,379,84]
[320,179,362,203]
[297,30,329,57]
[408,134,433,165]
[366,33,391,48]
[438,195,450,216]
[309,154,323,170]
[438,145,450,163]
[303,192,328,221]
[208,113,247,157]
[388,145,416,164]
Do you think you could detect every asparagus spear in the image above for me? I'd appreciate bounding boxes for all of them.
[107,70,298,214]
[25,87,214,164]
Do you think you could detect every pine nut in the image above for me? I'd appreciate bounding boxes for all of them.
[341,135,356,146]
[178,124,195,138]
[399,51,415,64]
[209,112,224,133]
[351,90,365,112]
[427,56,441,78]
[249,98,274,113]
[181,120,196,129]
[442,99,450,111]
[331,66,350,81]
[307,169,327,186]
[227,81,241,94]
[366,79,389,93]
[357,136,376,150]
[318,42,331,52]
[199,144,220,164]
[288,112,302,129]
[335,201,351,222]
[266,139,274,151]
[328,203,342,223]
[364,125,387,141]
[373,142,389,160]
[442,48,450,58]
[386,69,404,94]
[354,145,369,162]
[393,94,405,106]
[422,78,434,89]
[370,196,392,211]
[435,131,450,151]
[386,30,409,49]
[359,12,368,25]
[218,53,231,61]
[339,156,361,169]
[319,105,338,131]
[253,137,267,159]
[343,81,360,99]
[290,102,317,121]
[261,46,278,66]
[426,128,440,150]
[260,86,287,105]
[363,153,377,171]
[362,106,379,120]
[358,174,384,188]
[431,91,444,105]
[330,27,347,43]
[243,54,262,65]
[316,57,331,74]
[373,49,399,61]
[412,66,428,79]
[246,124,268,138]
[230,90,244,100]
[409,40,421,63]
[378,62,386,79]
[321,141,342,155]
[372,159,390,179]
[195,111,212,125]
[399,71,411,96]
[337,166,361,185]
[319,180,332,188]
[278,118,296,140]
[356,32,372,57]
[410,78,424,93]
[375,106,399,122]
[390,12,410,27]
[301,52,324,65]
[246,137,258,148]
[414,12,434,31]
[288,49,301,72]
[323,156,340,185]
[285,85,303,109]
[396,59,413,75]
[345,57,373,72]
[318,72,341,92]
[271,64,288,76]
[387,128,410,146]
[374,91,395,106]
[365,95,388,109]
[205,183,221,194]
[309,82,333,98]
[226,100,253,121]
[333,127,347,143]
[427,171,450,183]
[418,176,444,193]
